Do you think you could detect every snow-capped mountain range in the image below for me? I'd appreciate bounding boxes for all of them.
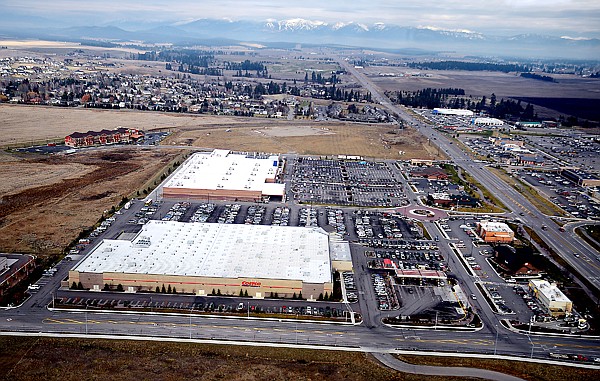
[0,16,597,59]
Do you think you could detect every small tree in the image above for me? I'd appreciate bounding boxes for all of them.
[167,284,172,293]
[217,289,222,295]
[116,284,124,292]
[156,286,160,293]
[239,289,244,297]
[324,292,329,301]
[298,292,303,300]
[318,293,324,301]
[103,283,110,291]
[172,287,177,294]
[273,292,278,299]
[71,281,77,290]
[292,292,297,299]
[211,288,216,295]
[244,290,248,297]
[161,284,166,293]
[77,281,84,290]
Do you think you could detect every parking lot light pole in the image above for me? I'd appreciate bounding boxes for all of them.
[189,305,194,339]
[494,325,499,355]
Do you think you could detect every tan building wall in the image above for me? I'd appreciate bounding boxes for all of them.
[162,187,263,202]
[69,270,332,299]
[331,260,353,272]
[481,231,514,243]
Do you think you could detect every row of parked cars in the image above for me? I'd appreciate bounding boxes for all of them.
[162,202,191,222]
[217,204,241,224]
[189,203,216,223]
[372,273,392,310]
[342,272,358,302]
[271,206,290,226]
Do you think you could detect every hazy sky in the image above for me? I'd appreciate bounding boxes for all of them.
[4,0,600,37]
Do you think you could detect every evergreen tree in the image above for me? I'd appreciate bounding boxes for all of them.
[318,293,324,301]
[244,290,248,297]
[239,289,244,297]
[116,284,123,292]
[156,286,160,293]
[71,281,77,289]
[167,284,172,293]
[162,284,166,293]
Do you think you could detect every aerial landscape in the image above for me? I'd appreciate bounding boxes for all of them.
[1,1,600,380]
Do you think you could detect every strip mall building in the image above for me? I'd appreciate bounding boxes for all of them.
[68,220,351,300]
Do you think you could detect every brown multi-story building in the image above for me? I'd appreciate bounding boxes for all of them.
[65,128,144,147]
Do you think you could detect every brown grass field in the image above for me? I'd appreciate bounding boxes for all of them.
[0,336,595,381]
[396,354,598,381]
[0,148,183,254]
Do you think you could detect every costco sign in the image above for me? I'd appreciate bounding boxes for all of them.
[241,281,262,288]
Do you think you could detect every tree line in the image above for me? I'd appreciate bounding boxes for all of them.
[408,61,531,73]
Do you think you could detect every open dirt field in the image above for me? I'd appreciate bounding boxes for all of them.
[167,122,439,160]
[0,148,183,254]
[1,105,441,160]
[0,105,257,147]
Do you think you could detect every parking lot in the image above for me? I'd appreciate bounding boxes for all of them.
[515,170,600,219]
[55,293,351,320]
[290,157,407,207]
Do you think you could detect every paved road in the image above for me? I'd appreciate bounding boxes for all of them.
[373,352,526,381]
[333,54,600,294]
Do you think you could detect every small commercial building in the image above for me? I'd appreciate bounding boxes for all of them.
[529,279,573,317]
[162,150,285,202]
[410,166,448,180]
[473,117,504,127]
[476,221,514,243]
[68,221,334,300]
[561,168,600,187]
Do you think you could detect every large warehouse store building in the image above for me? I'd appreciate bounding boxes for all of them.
[69,221,339,299]
[162,149,285,202]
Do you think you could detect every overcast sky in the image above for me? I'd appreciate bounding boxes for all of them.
[4,0,600,37]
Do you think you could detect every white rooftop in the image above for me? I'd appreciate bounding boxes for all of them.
[478,220,513,233]
[73,220,332,284]
[530,279,571,303]
[163,150,285,196]
[432,108,474,116]
[329,234,352,262]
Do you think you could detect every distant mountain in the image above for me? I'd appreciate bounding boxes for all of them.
[0,17,598,59]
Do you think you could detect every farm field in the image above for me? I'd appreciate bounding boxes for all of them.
[365,68,600,120]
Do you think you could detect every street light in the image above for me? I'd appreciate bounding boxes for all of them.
[189,305,194,339]
[494,325,499,355]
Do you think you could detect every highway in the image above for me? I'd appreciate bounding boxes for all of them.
[334,54,600,293]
